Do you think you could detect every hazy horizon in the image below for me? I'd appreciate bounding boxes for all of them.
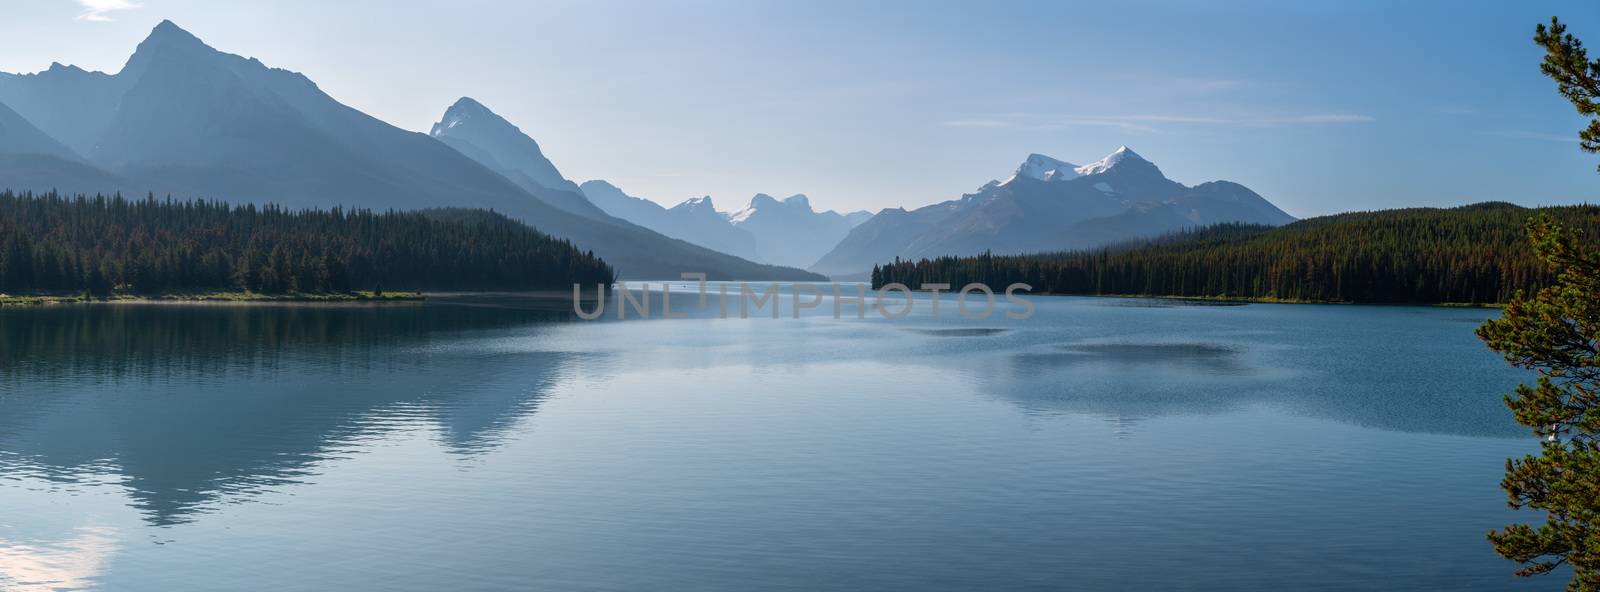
[2,0,1598,218]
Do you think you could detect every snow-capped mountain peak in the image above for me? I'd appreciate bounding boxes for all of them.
[811,144,1294,278]
[1074,145,1144,176]
[674,195,716,212]
[729,193,818,224]
[426,96,596,205]
[1007,153,1080,184]
[728,195,770,224]
[726,192,868,269]
[429,97,495,136]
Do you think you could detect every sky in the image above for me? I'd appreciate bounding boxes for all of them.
[2,0,1599,218]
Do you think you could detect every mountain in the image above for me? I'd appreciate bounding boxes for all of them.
[0,20,552,212]
[0,63,125,155]
[1008,153,1081,183]
[579,178,671,225]
[810,146,1294,278]
[0,20,819,281]
[579,180,762,261]
[0,98,78,160]
[727,193,872,269]
[429,97,607,219]
[0,97,129,195]
[420,97,818,279]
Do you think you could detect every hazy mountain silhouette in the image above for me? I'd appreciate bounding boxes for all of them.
[429,97,608,219]
[0,98,78,160]
[727,193,872,268]
[0,21,819,281]
[0,97,130,195]
[811,147,1294,277]
[580,180,763,261]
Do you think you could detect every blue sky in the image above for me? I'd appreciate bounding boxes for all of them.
[3,0,1599,217]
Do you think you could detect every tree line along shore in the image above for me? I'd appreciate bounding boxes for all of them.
[871,202,1600,306]
[0,191,615,304]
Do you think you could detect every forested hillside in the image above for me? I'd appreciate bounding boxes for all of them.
[0,191,615,296]
[871,202,1600,304]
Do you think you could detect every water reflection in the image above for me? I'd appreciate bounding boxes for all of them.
[0,297,585,525]
[978,303,1527,439]
[0,292,1544,591]
[0,526,118,592]
[996,341,1256,426]
[1021,342,1249,373]
[0,295,1530,527]
[905,328,1012,337]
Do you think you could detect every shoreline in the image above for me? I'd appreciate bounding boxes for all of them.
[860,286,1505,308]
[0,291,425,307]
[612,282,1507,309]
[0,288,1506,309]
[1033,292,1505,308]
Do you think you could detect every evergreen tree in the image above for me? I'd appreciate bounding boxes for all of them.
[1469,18,1600,589]
[1537,17,1600,170]
[1478,217,1600,588]
[870,204,1600,304]
[0,192,615,296]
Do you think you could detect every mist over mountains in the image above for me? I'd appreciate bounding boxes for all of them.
[579,180,763,261]
[727,194,872,269]
[0,20,1298,282]
[0,97,128,195]
[577,181,872,268]
[429,97,606,219]
[0,21,819,282]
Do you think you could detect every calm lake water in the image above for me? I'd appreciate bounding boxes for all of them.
[0,285,1546,591]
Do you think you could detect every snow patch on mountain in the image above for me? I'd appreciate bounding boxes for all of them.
[1006,153,1080,184]
[810,145,1295,278]
[1074,146,1141,176]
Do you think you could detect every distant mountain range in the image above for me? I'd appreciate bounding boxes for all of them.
[0,21,1298,283]
[810,147,1296,278]
[726,194,871,269]
[578,182,871,268]
[579,180,762,261]
[0,21,819,282]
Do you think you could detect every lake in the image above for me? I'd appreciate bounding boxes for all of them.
[0,285,1545,591]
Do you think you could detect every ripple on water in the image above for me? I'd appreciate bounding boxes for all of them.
[905,328,1012,337]
[1099,297,1251,308]
[1011,341,1250,376]
[1061,342,1243,358]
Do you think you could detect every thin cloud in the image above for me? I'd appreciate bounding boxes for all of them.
[1482,130,1579,143]
[942,112,1374,133]
[938,119,1016,129]
[1039,117,1165,134]
[1259,114,1376,124]
[75,0,142,22]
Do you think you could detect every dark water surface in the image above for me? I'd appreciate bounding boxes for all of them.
[0,289,1544,590]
